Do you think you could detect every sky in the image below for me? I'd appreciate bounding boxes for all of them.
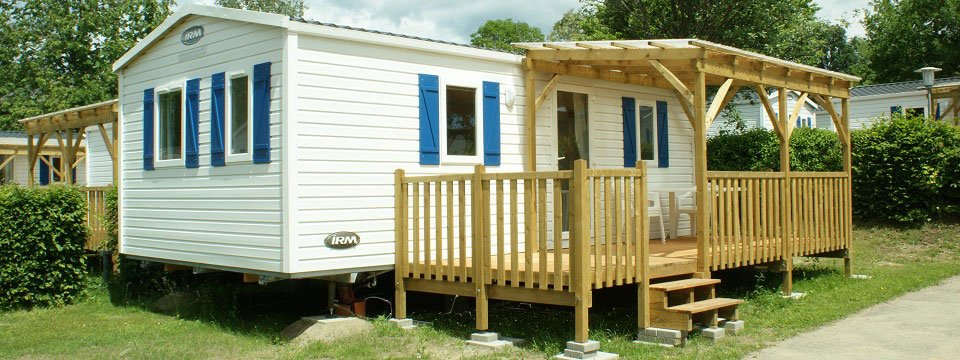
[181,0,870,44]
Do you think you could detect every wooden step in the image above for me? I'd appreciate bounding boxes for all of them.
[665,298,743,314]
[650,278,720,292]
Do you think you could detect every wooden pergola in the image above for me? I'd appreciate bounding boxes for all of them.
[18,99,119,186]
[0,140,66,176]
[932,82,960,125]
[513,39,860,293]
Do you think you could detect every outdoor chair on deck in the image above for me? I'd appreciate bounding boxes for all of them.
[649,192,667,244]
[671,187,712,239]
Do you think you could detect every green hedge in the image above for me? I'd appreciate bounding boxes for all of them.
[851,116,960,223]
[0,185,88,309]
[708,116,960,225]
[707,127,843,172]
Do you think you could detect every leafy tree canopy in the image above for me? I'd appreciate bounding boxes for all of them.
[215,0,306,18]
[861,0,960,83]
[0,0,173,131]
[470,19,545,53]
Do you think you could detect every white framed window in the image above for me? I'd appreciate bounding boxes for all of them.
[440,78,483,164]
[637,103,657,162]
[226,72,252,162]
[154,82,184,167]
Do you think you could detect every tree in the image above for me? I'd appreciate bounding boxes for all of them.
[215,0,306,18]
[862,0,960,83]
[470,19,545,53]
[583,0,850,68]
[0,0,173,131]
[548,8,615,41]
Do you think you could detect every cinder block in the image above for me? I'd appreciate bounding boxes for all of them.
[555,350,618,360]
[387,318,415,330]
[702,327,725,340]
[656,328,683,340]
[471,332,499,342]
[724,320,745,335]
[566,340,601,353]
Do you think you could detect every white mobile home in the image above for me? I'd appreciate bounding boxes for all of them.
[815,77,960,130]
[113,5,698,278]
[0,131,87,186]
[709,90,820,136]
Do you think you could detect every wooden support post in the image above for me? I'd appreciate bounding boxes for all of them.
[394,169,407,319]
[693,64,710,276]
[523,59,538,172]
[27,134,35,186]
[841,97,853,278]
[636,160,650,330]
[572,159,591,342]
[472,164,488,330]
[778,87,793,295]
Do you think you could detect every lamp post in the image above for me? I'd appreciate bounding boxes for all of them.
[916,67,941,119]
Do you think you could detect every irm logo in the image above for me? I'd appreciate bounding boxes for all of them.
[181,25,205,46]
[324,231,361,249]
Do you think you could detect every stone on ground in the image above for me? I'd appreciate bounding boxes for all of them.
[281,316,373,346]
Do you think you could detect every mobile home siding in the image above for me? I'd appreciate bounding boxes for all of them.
[292,35,526,274]
[119,16,285,272]
[85,124,115,185]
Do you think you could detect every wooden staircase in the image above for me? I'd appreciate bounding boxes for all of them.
[649,278,742,333]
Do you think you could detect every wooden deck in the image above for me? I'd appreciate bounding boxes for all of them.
[405,237,699,290]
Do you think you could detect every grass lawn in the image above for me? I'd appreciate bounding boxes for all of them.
[1,223,958,359]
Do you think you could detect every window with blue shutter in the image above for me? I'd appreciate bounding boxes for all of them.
[211,73,226,166]
[891,106,902,116]
[252,62,272,164]
[622,97,637,167]
[936,103,941,120]
[418,74,440,165]
[482,81,500,166]
[39,157,49,185]
[143,88,155,170]
[185,78,200,168]
[656,101,669,168]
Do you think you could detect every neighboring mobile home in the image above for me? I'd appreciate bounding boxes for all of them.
[816,77,960,130]
[0,131,87,186]
[114,5,860,353]
[708,90,820,136]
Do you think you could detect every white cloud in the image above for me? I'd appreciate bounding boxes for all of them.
[178,0,871,42]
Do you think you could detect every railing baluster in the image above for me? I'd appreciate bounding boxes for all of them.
[412,182,420,278]
[459,180,467,282]
[496,180,505,284]
[523,178,534,288]
[435,181,442,279]
[593,177,601,287]
[604,176,614,286]
[447,181,454,280]
[615,177,624,286]
[553,179,563,289]
[538,178,548,290]
[510,180,519,287]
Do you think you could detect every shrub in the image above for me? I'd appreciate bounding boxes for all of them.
[707,127,843,172]
[0,185,88,309]
[851,115,960,224]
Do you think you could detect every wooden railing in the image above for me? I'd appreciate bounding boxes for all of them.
[395,161,649,290]
[705,171,851,271]
[395,160,650,341]
[789,172,851,256]
[81,186,109,250]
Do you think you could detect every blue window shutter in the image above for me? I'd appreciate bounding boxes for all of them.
[482,81,501,166]
[39,157,49,185]
[143,88,155,171]
[71,167,77,184]
[891,106,902,115]
[936,103,941,120]
[656,101,669,168]
[253,62,272,164]
[185,78,200,168]
[211,73,226,166]
[418,74,440,165]
[622,97,637,167]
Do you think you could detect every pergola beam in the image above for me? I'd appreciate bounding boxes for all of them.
[787,92,809,131]
[811,94,849,144]
[525,47,706,62]
[535,74,562,110]
[699,59,849,98]
[649,60,693,102]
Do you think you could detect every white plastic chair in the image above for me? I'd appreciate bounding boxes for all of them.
[648,192,667,244]
[672,187,710,239]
